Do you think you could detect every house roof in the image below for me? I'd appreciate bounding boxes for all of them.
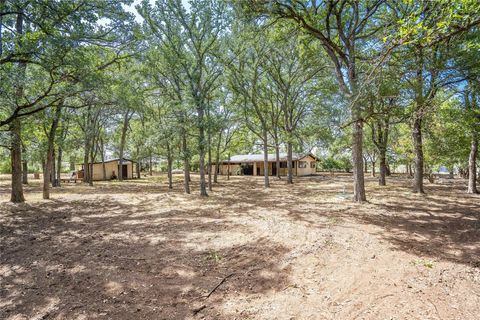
[222,153,318,163]
[79,158,137,165]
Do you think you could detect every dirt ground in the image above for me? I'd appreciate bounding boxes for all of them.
[1,173,479,320]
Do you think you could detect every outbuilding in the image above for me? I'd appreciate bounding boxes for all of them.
[213,153,318,177]
[77,158,136,181]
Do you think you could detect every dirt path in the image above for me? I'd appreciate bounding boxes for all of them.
[1,175,479,319]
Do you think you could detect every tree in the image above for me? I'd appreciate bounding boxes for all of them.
[140,0,229,197]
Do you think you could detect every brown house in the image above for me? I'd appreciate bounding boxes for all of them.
[78,158,136,181]
[213,153,318,177]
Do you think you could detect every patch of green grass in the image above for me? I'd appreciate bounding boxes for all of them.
[206,250,222,263]
[412,259,434,268]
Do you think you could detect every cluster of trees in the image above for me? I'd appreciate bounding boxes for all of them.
[1,0,479,203]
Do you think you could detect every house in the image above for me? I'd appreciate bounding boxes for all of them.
[213,153,318,177]
[77,158,136,181]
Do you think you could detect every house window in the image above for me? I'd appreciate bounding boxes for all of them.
[299,161,307,168]
[280,161,295,168]
[310,162,316,168]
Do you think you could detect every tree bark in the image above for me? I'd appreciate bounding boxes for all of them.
[352,117,366,201]
[227,153,230,181]
[100,137,106,180]
[43,106,62,199]
[207,125,212,192]
[149,151,153,176]
[10,118,25,202]
[467,138,478,194]
[379,153,387,186]
[262,128,270,188]
[287,141,293,184]
[22,158,28,185]
[364,157,368,174]
[412,117,424,193]
[214,132,222,183]
[181,129,190,194]
[118,110,131,181]
[166,142,173,189]
[371,161,376,177]
[22,144,28,185]
[9,10,26,203]
[197,104,208,196]
[275,142,281,179]
[55,147,62,187]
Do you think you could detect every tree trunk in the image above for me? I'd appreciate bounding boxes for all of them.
[43,106,62,199]
[275,142,281,179]
[227,153,230,181]
[83,140,90,184]
[287,141,293,184]
[22,158,28,185]
[412,117,424,193]
[56,146,62,187]
[207,127,212,192]
[21,144,28,184]
[364,157,368,174]
[118,110,131,181]
[10,118,25,202]
[352,118,366,201]
[467,138,478,194]
[100,137,106,180]
[182,129,190,194]
[9,11,26,203]
[166,142,173,189]
[149,151,153,176]
[262,128,270,188]
[371,161,376,177]
[197,105,208,196]
[214,132,221,183]
[51,148,56,186]
[379,153,387,186]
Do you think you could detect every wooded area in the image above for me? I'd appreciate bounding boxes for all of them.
[1,0,479,319]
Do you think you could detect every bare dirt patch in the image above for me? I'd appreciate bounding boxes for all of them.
[1,174,479,319]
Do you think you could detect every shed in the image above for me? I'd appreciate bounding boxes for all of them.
[77,158,136,181]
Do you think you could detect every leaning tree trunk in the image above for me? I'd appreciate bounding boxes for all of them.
[10,118,25,203]
[467,138,478,194]
[262,127,270,188]
[43,106,62,200]
[352,116,366,201]
[412,117,424,193]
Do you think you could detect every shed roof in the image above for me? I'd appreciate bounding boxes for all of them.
[222,153,318,163]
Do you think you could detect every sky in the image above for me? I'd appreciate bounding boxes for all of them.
[125,0,191,23]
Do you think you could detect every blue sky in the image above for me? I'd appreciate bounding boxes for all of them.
[125,0,191,23]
